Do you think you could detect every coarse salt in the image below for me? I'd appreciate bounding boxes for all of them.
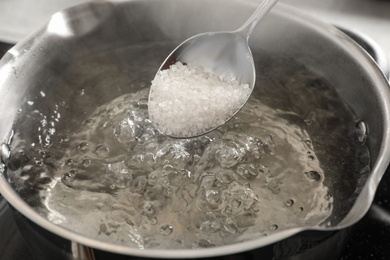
[148,62,251,137]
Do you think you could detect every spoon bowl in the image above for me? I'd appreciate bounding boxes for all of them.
[149,0,279,138]
[161,32,256,89]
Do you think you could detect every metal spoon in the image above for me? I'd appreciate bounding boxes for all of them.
[149,0,279,138]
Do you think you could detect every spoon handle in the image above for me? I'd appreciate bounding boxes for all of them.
[236,0,279,40]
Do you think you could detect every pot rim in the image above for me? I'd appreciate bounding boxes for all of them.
[1,0,390,258]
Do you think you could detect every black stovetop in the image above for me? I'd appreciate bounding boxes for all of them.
[0,36,390,259]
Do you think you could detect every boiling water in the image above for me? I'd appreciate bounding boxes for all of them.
[5,42,370,249]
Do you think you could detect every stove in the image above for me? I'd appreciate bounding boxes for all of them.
[1,0,390,259]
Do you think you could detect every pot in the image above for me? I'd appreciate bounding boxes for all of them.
[0,0,390,259]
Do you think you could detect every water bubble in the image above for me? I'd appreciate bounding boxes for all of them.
[285,199,294,207]
[325,194,333,201]
[65,159,74,166]
[95,145,110,157]
[147,170,160,186]
[215,141,244,168]
[37,176,53,185]
[197,239,215,248]
[223,219,237,234]
[216,170,234,184]
[96,202,104,209]
[82,159,92,167]
[236,163,259,179]
[108,108,118,117]
[160,224,173,235]
[163,164,174,172]
[224,206,233,215]
[199,220,221,233]
[168,170,186,187]
[259,166,269,176]
[132,176,148,194]
[61,170,76,182]
[305,171,321,182]
[230,199,241,209]
[267,180,281,194]
[76,142,89,152]
[200,174,218,190]
[355,120,368,143]
[59,135,70,143]
[150,218,158,225]
[35,160,43,167]
[205,190,220,205]
[83,119,95,125]
[199,221,213,233]
[38,150,46,157]
[114,118,143,148]
[306,151,315,160]
[99,224,107,235]
[304,139,313,148]
[1,143,10,163]
[135,98,148,109]
[271,224,278,230]
[235,211,257,228]
[143,203,156,215]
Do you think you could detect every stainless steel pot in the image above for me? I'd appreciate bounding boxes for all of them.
[0,0,390,259]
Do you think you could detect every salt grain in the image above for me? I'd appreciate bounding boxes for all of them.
[148,62,251,137]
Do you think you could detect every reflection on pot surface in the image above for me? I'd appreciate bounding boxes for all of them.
[5,41,369,249]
